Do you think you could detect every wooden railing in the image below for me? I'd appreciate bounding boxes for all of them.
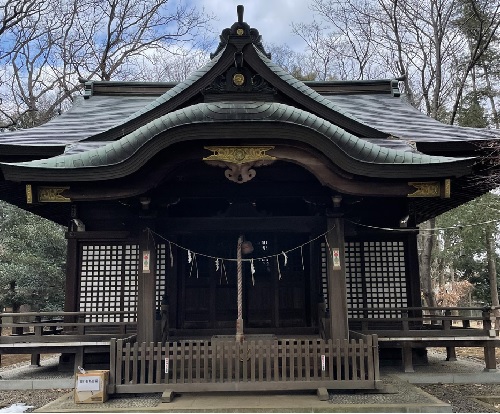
[109,335,380,393]
[348,306,500,372]
[0,311,137,343]
[348,306,498,337]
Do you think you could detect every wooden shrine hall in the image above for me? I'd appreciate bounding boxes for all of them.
[0,6,499,394]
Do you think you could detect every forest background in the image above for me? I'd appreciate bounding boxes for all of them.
[0,0,499,312]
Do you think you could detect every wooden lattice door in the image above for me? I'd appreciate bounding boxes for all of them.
[177,232,310,331]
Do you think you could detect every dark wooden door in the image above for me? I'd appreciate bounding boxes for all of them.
[179,235,238,330]
[245,238,274,328]
[178,232,310,331]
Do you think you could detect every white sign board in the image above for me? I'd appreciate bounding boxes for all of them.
[76,375,101,391]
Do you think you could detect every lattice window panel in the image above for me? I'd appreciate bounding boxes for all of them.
[320,242,328,306]
[345,240,408,318]
[156,244,167,308]
[122,245,139,321]
[345,242,363,317]
[79,244,138,322]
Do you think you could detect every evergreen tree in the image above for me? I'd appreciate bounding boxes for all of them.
[0,202,66,311]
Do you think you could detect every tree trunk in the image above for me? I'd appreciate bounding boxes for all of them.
[485,228,500,328]
[483,65,499,129]
[419,218,437,308]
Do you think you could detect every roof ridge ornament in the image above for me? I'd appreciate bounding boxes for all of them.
[210,5,271,59]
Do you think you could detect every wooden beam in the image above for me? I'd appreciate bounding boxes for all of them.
[156,217,326,234]
[66,231,130,240]
[115,380,379,393]
[326,217,348,340]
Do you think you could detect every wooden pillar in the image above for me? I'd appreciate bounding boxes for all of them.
[406,232,423,309]
[64,237,79,313]
[168,236,178,335]
[402,343,415,373]
[137,229,156,343]
[484,344,497,371]
[326,217,348,340]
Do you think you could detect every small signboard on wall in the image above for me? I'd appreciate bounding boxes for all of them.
[142,250,151,273]
[332,248,341,270]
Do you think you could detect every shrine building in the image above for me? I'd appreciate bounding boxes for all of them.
[0,6,499,394]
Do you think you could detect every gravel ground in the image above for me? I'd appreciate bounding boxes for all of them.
[419,383,500,413]
[0,390,68,412]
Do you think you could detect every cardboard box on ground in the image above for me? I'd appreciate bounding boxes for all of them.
[74,370,109,403]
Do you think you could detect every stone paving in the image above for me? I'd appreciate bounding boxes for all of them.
[1,350,499,412]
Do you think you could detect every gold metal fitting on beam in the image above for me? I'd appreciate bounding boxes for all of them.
[38,186,71,203]
[203,146,276,165]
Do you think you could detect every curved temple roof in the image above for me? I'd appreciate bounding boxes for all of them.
[2,101,472,182]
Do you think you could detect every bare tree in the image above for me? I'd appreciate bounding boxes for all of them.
[294,0,499,122]
[0,0,213,130]
[69,0,212,81]
[131,45,211,83]
[0,0,47,50]
[418,218,438,308]
[1,0,79,128]
[293,0,381,81]
[265,43,318,80]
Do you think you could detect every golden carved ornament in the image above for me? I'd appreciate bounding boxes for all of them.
[203,146,276,165]
[38,186,71,203]
[443,178,451,198]
[26,184,33,204]
[408,179,451,198]
[236,28,244,36]
[407,182,440,198]
[232,73,245,86]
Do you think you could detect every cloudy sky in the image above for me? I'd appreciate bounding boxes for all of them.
[192,0,316,51]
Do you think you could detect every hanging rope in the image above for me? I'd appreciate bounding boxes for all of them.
[168,242,174,267]
[147,226,336,263]
[347,218,500,233]
[222,260,228,284]
[277,256,282,280]
[236,235,244,343]
[237,236,243,321]
[300,246,304,271]
[251,259,255,286]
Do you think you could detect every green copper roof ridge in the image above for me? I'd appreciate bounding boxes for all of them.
[253,46,371,127]
[103,48,227,128]
[8,101,469,173]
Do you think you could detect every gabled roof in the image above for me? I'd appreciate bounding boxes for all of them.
[0,6,498,184]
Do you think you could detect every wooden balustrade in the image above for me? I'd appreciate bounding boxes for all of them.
[348,306,498,337]
[0,311,137,343]
[347,306,499,373]
[109,335,380,393]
